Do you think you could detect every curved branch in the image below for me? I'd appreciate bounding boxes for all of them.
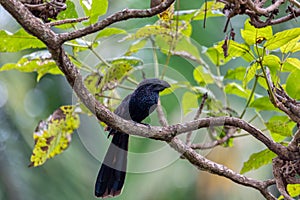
[170,137,277,200]
[57,0,175,43]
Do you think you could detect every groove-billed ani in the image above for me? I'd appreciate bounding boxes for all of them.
[95,78,170,198]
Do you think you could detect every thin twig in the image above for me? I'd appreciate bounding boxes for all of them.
[186,93,208,145]
[46,17,89,27]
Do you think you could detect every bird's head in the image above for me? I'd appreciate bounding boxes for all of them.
[137,78,170,92]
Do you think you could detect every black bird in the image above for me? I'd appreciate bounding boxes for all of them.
[95,78,170,198]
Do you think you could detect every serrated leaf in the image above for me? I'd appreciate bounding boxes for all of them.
[55,0,79,29]
[250,97,276,111]
[97,57,143,92]
[240,148,276,174]
[193,65,214,85]
[286,69,300,99]
[0,50,63,81]
[241,19,273,46]
[264,28,300,50]
[182,91,199,115]
[0,29,45,52]
[225,82,253,101]
[265,116,294,142]
[95,28,127,41]
[225,67,246,81]
[29,105,80,167]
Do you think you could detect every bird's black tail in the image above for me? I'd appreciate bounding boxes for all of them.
[95,132,129,198]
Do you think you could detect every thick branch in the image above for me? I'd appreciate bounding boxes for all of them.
[57,0,175,43]
[0,0,59,47]
[170,137,277,200]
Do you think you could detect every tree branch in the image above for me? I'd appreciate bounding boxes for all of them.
[57,0,176,43]
[170,137,277,200]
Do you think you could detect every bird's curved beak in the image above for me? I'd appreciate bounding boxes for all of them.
[155,80,171,92]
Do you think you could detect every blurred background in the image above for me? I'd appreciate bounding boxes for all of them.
[1,0,298,199]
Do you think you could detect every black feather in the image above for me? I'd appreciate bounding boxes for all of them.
[95,78,170,198]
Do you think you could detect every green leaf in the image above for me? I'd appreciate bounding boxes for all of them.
[225,82,252,101]
[263,55,281,71]
[182,91,199,115]
[250,97,276,111]
[155,34,201,61]
[241,19,273,46]
[175,2,224,21]
[265,116,295,142]
[29,105,80,167]
[56,0,79,29]
[97,57,143,92]
[264,28,300,50]
[0,50,63,81]
[0,29,45,52]
[193,65,214,85]
[125,39,148,56]
[280,35,300,54]
[240,148,276,174]
[286,69,300,99]
[124,25,174,40]
[243,63,258,88]
[278,184,300,199]
[81,0,108,24]
[224,67,246,81]
[65,39,99,53]
[95,28,127,41]
[205,40,252,66]
[287,184,300,198]
[285,57,300,70]
[84,72,103,94]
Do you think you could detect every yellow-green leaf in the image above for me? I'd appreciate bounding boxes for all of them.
[175,2,224,21]
[55,0,79,29]
[0,50,63,81]
[225,82,252,101]
[240,148,276,174]
[286,69,300,99]
[264,28,300,50]
[193,65,214,85]
[29,105,80,167]
[81,0,108,24]
[182,91,199,115]
[250,97,276,111]
[243,63,258,88]
[278,184,300,199]
[95,28,127,41]
[125,39,148,56]
[97,57,143,92]
[280,35,300,54]
[265,116,295,142]
[241,19,273,46]
[0,29,45,52]
[285,57,300,70]
[225,67,246,81]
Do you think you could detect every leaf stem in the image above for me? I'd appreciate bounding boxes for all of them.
[240,75,258,118]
